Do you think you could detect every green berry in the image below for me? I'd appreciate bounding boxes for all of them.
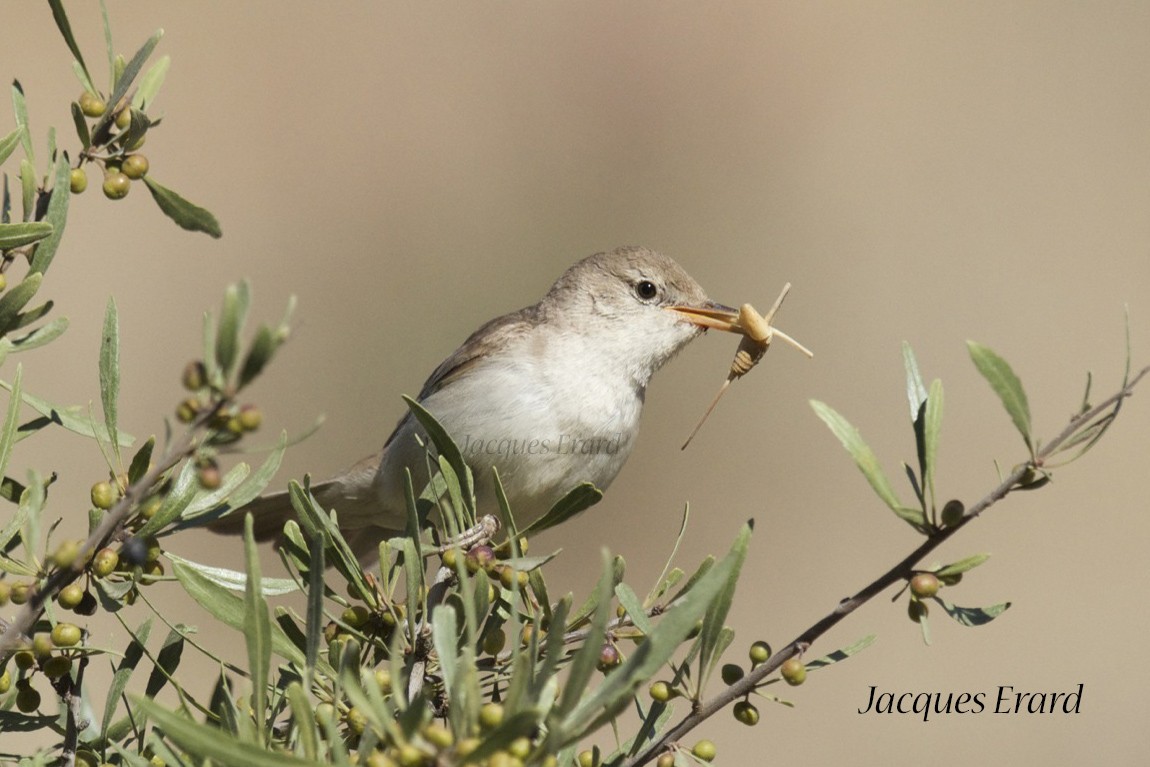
[176,397,200,423]
[122,154,149,180]
[396,744,426,767]
[14,650,36,670]
[315,702,336,728]
[10,581,32,604]
[422,722,453,749]
[479,702,504,730]
[92,547,119,577]
[52,622,82,647]
[32,634,54,658]
[115,108,133,130]
[780,657,807,686]
[482,627,507,656]
[375,668,393,694]
[58,583,86,610]
[691,740,717,762]
[91,481,117,510]
[910,573,941,599]
[43,655,73,679]
[342,605,371,628]
[0,274,6,292]
[656,754,675,767]
[941,499,965,526]
[0,669,10,693]
[70,167,88,194]
[749,640,772,665]
[102,171,131,200]
[345,706,367,735]
[51,539,84,569]
[733,700,760,726]
[649,681,673,702]
[576,751,596,767]
[720,663,744,685]
[78,91,106,118]
[16,681,41,712]
[238,405,262,431]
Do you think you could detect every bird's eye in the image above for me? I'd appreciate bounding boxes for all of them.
[635,280,659,301]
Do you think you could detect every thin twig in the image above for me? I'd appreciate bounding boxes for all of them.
[624,365,1148,767]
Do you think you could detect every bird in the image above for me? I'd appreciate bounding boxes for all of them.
[209,246,732,557]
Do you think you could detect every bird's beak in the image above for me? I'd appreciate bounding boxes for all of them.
[666,301,744,334]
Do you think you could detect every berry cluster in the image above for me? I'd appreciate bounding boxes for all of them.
[73,90,152,201]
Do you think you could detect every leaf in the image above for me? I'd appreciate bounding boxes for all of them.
[0,272,41,337]
[70,102,91,149]
[923,378,944,510]
[172,555,304,665]
[243,515,273,740]
[134,698,322,767]
[696,521,751,688]
[935,553,990,578]
[556,552,617,720]
[0,379,132,445]
[30,158,72,275]
[0,128,21,166]
[48,0,92,89]
[804,634,877,672]
[0,365,23,499]
[142,176,222,238]
[0,222,53,249]
[143,627,185,698]
[810,400,926,530]
[100,297,121,464]
[902,341,928,421]
[304,536,325,680]
[5,316,69,354]
[134,55,171,109]
[103,617,152,739]
[614,582,653,636]
[520,482,603,536]
[403,395,475,517]
[933,596,1012,627]
[165,553,298,596]
[967,341,1033,453]
[215,281,249,378]
[11,81,33,165]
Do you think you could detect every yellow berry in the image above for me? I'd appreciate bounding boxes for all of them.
[749,640,772,665]
[479,702,504,730]
[91,481,117,510]
[780,657,807,686]
[0,669,10,693]
[58,583,86,610]
[52,622,83,647]
[122,154,149,180]
[102,171,131,200]
[78,91,106,118]
[691,740,716,762]
[649,681,673,702]
[115,108,132,130]
[92,547,119,577]
[345,706,367,735]
[70,167,88,194]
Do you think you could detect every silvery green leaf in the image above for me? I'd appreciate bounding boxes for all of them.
[30,158,72,275]
[142,176,222,238]
[967,341,1033,454]
[166,552,298,596]
[0,128,21,166]
[48,0,92,89]
[99,296,121,463]
[0,221,53,249]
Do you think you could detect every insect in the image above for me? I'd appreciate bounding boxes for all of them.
[676,283,813,450]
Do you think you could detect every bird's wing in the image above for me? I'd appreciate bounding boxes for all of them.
[382,305,540,447]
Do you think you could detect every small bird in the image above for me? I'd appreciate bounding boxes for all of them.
[210,246,731,556]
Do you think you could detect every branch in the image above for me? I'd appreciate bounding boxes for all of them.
[624,364,1149,766]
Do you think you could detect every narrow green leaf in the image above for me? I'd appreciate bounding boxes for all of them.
[165,553,298,596]
[0,222,53,249]
[11,81,33,165]
[805,634,877,671]
[403,395,475,516]
[697,522,751,688]
[0,128,21,166]
[172,555,304,665]
[102,617,152,739]
[143,627,185,698]
[433,605,463,719]
[811,400,925,530]
[933,596,1012,627]
[47,0,92,88]
[935,553,990,578]
[142,176,222,238]
[967,341,1033,453]
[105,29,164,122]
[902,341,928,421]
[556,552,616,718]
[304,535,325,680]
[923,378,943,511]
[70,60,96,100]
[6,316,69,353]
[215,281,249,378]
[0,272,42,335]
[0,379,133,445]
[284,681,319,761]
[70,102,91,150]
[19,159,35,221]
[30,158,72,275]
[243,514,272,741]
[0,365,24,491]
[520,482,603,536]
[99,296,121,464]
[134,55,171,109]
[134,698,321,767]
[614,582,653,636]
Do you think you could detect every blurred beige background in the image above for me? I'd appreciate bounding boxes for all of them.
[3,2,1149,764]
